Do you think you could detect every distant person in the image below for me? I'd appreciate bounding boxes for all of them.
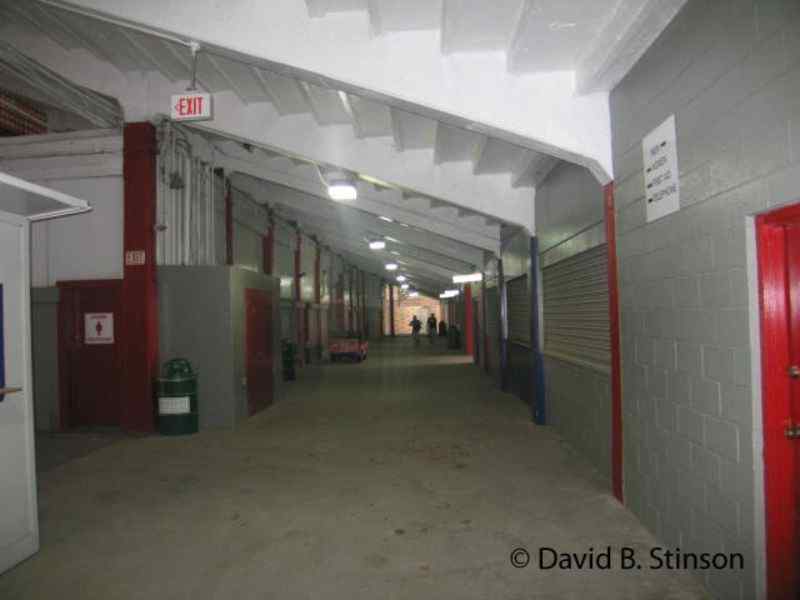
[438,320,447,337]
[427,314,437,344]
[409,315,422,346]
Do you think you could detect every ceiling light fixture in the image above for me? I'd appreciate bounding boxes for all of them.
[385,263,398,271]
[396,275,407,282]
[400,283,409,290]
[328,182,357,201]
[452,272,483,284]
[378,216,393,222]
[439,289,459,299]
[318,166,358,201]
[369,240,386,250]
[408,291,419,298]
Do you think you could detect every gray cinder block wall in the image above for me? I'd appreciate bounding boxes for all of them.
[611,1,800,597]
[536,163,611,483]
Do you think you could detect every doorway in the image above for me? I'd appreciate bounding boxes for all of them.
[57,280,122,429]
[756,202,800,599]
[245,288,274,416]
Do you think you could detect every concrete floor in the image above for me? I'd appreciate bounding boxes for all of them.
[1,339,708,599]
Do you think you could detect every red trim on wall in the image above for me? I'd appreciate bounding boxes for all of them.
[225,178,233,266]
[121,123,158,433]
[757,202,800,599]
[604,182,623,503]
[464,283,474,357]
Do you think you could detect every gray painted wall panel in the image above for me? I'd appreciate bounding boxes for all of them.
[31,287,60,432]
[610,1,800,597]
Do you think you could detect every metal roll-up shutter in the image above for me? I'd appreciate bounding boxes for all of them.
[542,244,609,371]
[506,275,530,346]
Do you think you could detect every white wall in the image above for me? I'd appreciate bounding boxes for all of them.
[0,130,124,287]
[30,177,124,286]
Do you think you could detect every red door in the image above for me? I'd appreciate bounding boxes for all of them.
[58,280,123,429]
[757,203,800,599]
[245,288,273,416]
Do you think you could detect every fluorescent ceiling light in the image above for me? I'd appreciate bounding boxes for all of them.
[396,275,407,282]
[328,183,357,201]
[384,236,400,243]
[390,250,400,256]
[408,291,419,298]
[385,263,398,271]
[439,289,459,298]
[378,216,393,222]
[452,272,483,284]
[400,283,409,290]
[369,240,386,250]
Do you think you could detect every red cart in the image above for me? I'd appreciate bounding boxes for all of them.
[329,338,368,362]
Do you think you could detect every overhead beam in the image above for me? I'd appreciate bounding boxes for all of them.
[575,0,688,94]
[231,174,479,275]
[40,0,614,181]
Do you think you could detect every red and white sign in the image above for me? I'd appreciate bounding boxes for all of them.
[170,92,213,122]
[84,313,114,345]
[125,249,146,266]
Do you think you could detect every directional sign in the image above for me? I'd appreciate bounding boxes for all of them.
[643,114,681,223]
[170,92,213,122]
[84,313,114,345]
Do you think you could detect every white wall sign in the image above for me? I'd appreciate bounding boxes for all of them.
[170,93,213,122]
[643,115,680,223]
[125,249,146,266]
[84,313,114,345]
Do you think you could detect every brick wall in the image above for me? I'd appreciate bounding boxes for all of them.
[393,294,442,335]
[611,1,800,597]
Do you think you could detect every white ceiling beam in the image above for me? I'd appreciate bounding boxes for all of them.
[117,28,179,81]
[214,149,499,253]
[230,173,485,269]
[38,0,616,181]
[575,0,688,94]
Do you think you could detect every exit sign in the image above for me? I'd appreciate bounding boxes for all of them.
[170,92,212,122]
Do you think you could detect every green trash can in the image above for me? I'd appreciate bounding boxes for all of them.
[156,358,198,435]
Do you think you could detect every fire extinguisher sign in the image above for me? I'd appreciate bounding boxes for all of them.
[84,313,114,345]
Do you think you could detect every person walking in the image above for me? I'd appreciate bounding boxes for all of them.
[427,314,437,344]
[409,315,422,346]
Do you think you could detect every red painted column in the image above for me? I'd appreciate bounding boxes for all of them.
[121,123,158,433]
[389,283,395,337]
[263,220,274,275]
[464,284,474,356]
[604,183,623,503]
[225,178,233,266]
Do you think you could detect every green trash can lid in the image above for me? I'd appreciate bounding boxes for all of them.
[161,358,195,380]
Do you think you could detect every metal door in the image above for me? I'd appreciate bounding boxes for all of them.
[0,212,38,574]
[757,203,800,599]
[245,288,273,416]
[58,280,122,428]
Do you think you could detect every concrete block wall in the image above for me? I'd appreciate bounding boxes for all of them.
[611,1,800,597]
[535,163,611,483]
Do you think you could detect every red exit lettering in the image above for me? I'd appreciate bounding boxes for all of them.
[175,96,204,116]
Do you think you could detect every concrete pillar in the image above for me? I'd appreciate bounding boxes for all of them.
[464,284,474,357]
[389,283,395,337]
[225,178,233,266]
[263,220,274,275]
